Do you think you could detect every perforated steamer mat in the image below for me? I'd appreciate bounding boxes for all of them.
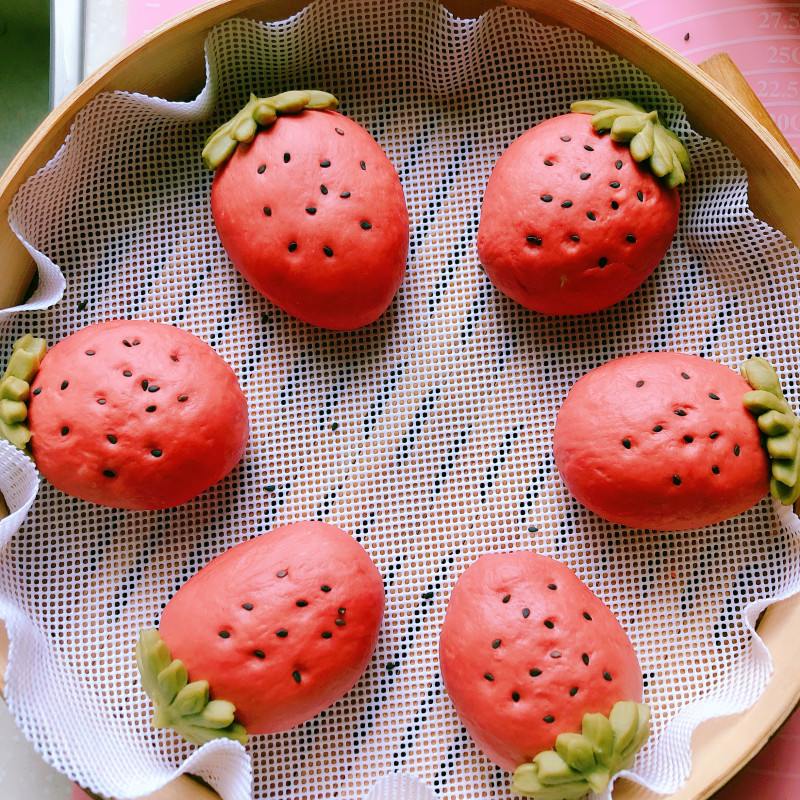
[2,1,800,799]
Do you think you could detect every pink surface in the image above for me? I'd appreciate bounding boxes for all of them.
[96,1,800,798]
[125,0,209,45]
[617,0,800,153]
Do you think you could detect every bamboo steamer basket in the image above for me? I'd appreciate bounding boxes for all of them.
[1,1,800,799]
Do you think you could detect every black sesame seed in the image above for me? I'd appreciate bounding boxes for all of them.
[242,603,253,611]
[219,631,230,639]
[323,246,334,257]
[263,206,272,216]
[107,435,117,443]
[277,570,288,578]
[673,475,682,486]
[151,449,162,457]
[283,153,291,163]
[580,173,591,180]
[254,650,266,659]
[530,668,542,676]
[622,438,631,449]
[321,631,332,638]
[544,620,554,629]
[512,692,520,702]
[360,220,372,229]
[288,242,297,252]
[321,585,331,592]
[522,608,530,618]
[257,165,266,174]
[626,234,637,243]
[561,200,573,208]
[61,426,69,435]
[61,380,69,390]
[296,600,308,607]
[276,629,288,637]
[570,687,579,696]
[502,595,511,603]
[484,673,494,681]
[544,715,555,723]
[541,195,553,202]
[712,465,720,474]
[492,639,501,648]
[422,591,434,599]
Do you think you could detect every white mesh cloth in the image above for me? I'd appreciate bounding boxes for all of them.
[3,1,800,799]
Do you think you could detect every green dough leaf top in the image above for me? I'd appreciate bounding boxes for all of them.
[0,334,47,452]
[511,701,651,799]
[202,89,339,170]
[136,628,248,745]
[570,98,690,187]
[741,357,800,505]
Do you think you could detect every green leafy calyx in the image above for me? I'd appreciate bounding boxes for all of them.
[202,89,339,170]
[136,628,247,745]
[741,357,800,505]
[511,701,651,799]
[0,334,47,452]
[570,98,690,187]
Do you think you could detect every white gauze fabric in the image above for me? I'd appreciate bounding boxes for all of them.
[3,1,800,799]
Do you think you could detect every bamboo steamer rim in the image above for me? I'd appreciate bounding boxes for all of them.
[2,2,800,799]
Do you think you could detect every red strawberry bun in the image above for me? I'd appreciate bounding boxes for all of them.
[553,352,770,530]
[27,319,249,510]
